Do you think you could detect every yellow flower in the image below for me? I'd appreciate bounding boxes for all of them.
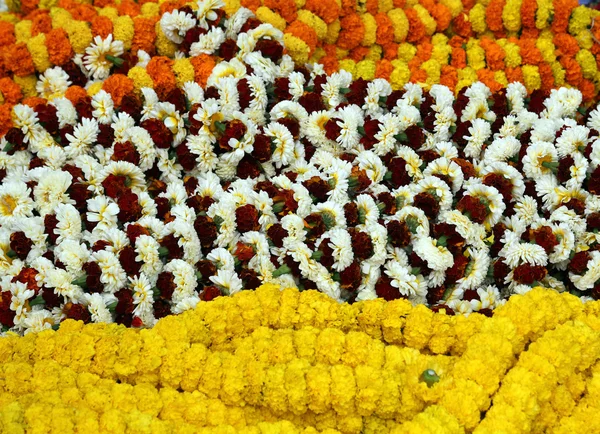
[535,0,553,29]
[502,0,523,32]
[256,7,287,32]
[338,59,356,77]
[469,4,487,34]
[414,5,436,35]
[576,49,598,80]
[26,34,52,73]
[361,13,377,47]
[356,60,376,81]
[172,58,195,87]
[298,10,328,40]
[14,19,31,43]
[388,8,409,43]
[113,15,135,51]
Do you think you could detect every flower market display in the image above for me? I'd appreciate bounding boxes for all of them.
[1,0,600,430]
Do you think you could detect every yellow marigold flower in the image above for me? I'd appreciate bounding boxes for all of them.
[575,30,594,50]
[502,0,523,32]
[256,7,287,32]
[339,59,356,78]
[397,43,416,62]
[421,59,441,88]
[576,49,598,80]
[388,8,409,43]
[172,58,195,87]
[98,6,119,20]
[378,0,394,13]
[306,364,332,414]
[431,35,451,65]
[113,15,135,51]
[390,60,410,90]
[535,0,553,29]
[298,10,328,40]
[67,21,93,54]
[223,0,241,15]
[466,40,486,70]
[456,66,478,92]
[469,4,487,34]
[336,47,349,60]
[13,74,37,98]
[402,305,434,350]
[361,13,377,47]
[155,22,177,57]
[440,0,463,18]
[26,34,52,73]
[295,0,306,7]
[498,40,521,68]
[39,0,59,8]
[128,66,154,95]
[569,6,593,34]
[14,19,31,43]
[141,2,160,17]
[413,5,436,35]
[324,20,341,45]
[50,8,72,29]
[536,37,557,63]
[494,70,508,87]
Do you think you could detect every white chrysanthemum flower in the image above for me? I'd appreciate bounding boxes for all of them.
[321,228,353,271]
[555,125,589,158]
[499,231,548,268]
[12,104,43,144]
[356,151,386,183]
[22,310,54,335]
[91,90,115,124]
[384,261,427,298]
[464,118,491,159]
[513,196,539,225]
[87,196,119,231]
[423,158,464,193]
[172,295,201,314]
[207,58,247,87]
[131,273,154,319]
[465,182,506,227]
[480,161,525,200]
[84,293,113,323]
[456,248,491,292]
[32,169,73,216]
[263,121,294,168]
[483,136,521,163]
[36,66,71,100]
[65,117,99,158]
[160,9,197,43]
[92,250,127,294]
[413,175,453,211]
[83,34,124,80]
[396,146,424,180]
[363,78,392,117]
[197,0,225,28]
[55,239,90,275]
[0,181,34,224]
[395,206,430,237]
[191,27,226,56]
[413,236,453,271]
[210,268,243,295]
[50,97,77,128]
[570,250,600,291]
[372,113,400,156]
[303,110,336,150]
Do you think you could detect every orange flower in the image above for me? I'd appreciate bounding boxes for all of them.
[0,22,16,48]
[91,16,114,39]
[452,13,472,38]
[0,103,13,137]
[579,79,596,103]
[375,59,394,80]
[538,63,555,93]
[485,0,506,33]
[264,0,298,23]
[118,0,142,18]
[393,0,407,8]
[560,56,582,87]
[405,9,426,43]
[476,69,502,93]
[8,43,35,77]
[515,38,542,65]
[146,56,177,100]
[375,12,394,45]
[133,17,157,56]
[520,0,537,29]
[240,0,261,12]
[69,4,98,22]
[366,0,379,15]
[93,0,113,7]
[551,0,578,33]
[431,4,452,32]
[159,0,189,16]
[505,67,523,84]
[520,28,539,39]
[29,10,52,36]
[383,42,399,60]
[305,0,341,25]
[190,54,216,88]
[439,65,458,89]
[46,29,73,67]
[0,77,23,105]
[349,46,370,62]
[462,0,477,9]
[65,86,89,106]
[553,33,580,57]
[103,74,135,107]
[20,0,40,15]
[321,45,339,75]
[286,21,318,53]
[479,37,505,71]
[450,46,467,68]
[410,68,428,84]
[338,14,365,50]
[22,96,47,108]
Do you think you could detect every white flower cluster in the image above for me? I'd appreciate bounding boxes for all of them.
[1,0,600,335]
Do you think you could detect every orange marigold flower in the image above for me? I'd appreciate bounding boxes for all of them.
[65,86,88,106]
[516,38,542,65]
[321,54,339,75]
[383,42,399,60]
[0,103,13,137]
[476,69,502,93]
[264,0,298,23]
[190,54,216,88]
[22,96,46,108]
[118,0,142,18]
[338,14,365,50]
[376,59,394,80]
[520,0,537,29]
[375,12,394,45]
[431,4,452,32]
[405,9,426,43]
[393,0,407,7]
[286,21,318,53]
[485,0,506,33]
[452,13,472,38]
[20,0,40,15]
[103,74,135,107]
[410,68,428,84]
[579,79,596,103]
[8,43,35,77]
[147,56,177,100]
[449,35,466,48]
[415,41,433,62]
[241,0,261,12]
[560,56,582,87]
[93,0,113,6]
[133,17,157,56]
[538,63,555,93]
[439,65,458,89]
[505,67,523,84]
[366,0,379,15]
[159,0,189,16]
[0,22,16,48]
[305,0,340,25]
[551,0,578,33]
[46,29,73,66]
[91,16,114,39]
[29,10,52,36]
[553,33,580,57]
[0,77,23,105]
[520,29,539,39]
[479,37,505,71]
[463,0,477,9]
[349,46,370,62]
[451,47,467,68]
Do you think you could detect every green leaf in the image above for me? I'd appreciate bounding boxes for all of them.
[105,54,124,67]
[272,264,292,278]
[158,246,169,257]
[421,369,440,387]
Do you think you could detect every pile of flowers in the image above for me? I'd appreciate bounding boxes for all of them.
[1,0,600,335]
[1,284,600,432]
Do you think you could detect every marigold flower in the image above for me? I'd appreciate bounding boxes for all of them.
[304,0,340,24]
[405,9,425,43]
[337,13,364,50]
[45,28,73,66]
[132,17,157,55]
[286,20,318,53]
[190,54,216,88]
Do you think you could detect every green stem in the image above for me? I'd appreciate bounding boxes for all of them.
[71,275,88,288]
[421,369,440,387]
[2,142,14,153]
[105,54,124,66]
[6,249,17,259]
[29,295,45,307]
[311,251,324,261]
[272,264,291,278]
[158,246,169,257]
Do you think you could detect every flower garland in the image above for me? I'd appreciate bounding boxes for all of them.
[0,284,600,432]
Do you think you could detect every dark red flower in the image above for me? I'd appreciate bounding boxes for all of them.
[375,275,401,301]
[237,154,262,179]
[531,226,559,254]
[117,192,142,223]
[155,197,171,220]
[126,223,151,244]
[91,240,111,252]
[589,166,600,195]
[153,299,171,319]
[102,174,129,199]
[187,194,215,213]
[324,118,342,142]
[112,141,140,166]
[182,27,207,53]
[62,60,87,87]
[119,246,142,277]
[387,157,411,187]
[141,118,173,149]
[482,172,513,203]
[277,117,300,139]
[255,38,283,61]
[251,134,272,162]
[527,89,547,114]
[344,202,359,226]
[83,261,103,293]
[305,214,326,239]
[385,89,404,111]
[513,263,547,284]
[235,204,260,233]
[413,192,440,220]
[404,124,425,150]
[569,251,591,274]
[272,189,299,215]
[240,268,261,290]
[493,258,511,286]
[564,197,586,215]
[200,285,221,301]
[157,272,176,300]
[9,231,32,260]
[490,222,507,257]
[4,128,26,154]
[237,78,252,110]
[298,92,325,114]
[219,119,247,152]
[339,261,361,293]
[35,103,59,134]
[64,303,91,323]
[0,291,15,327]
[12,267,39,293]
[160,234,184,260]
[387,220,411,248]
[119,94,142,123]
[349,228,374,261]
[42,287,62,309]
[68,182,92,211]
[44,214,59,245]
[303,176,331,202]
[445,254,469,284]
[267,223,288,248]
[587,213,600,232]
[115,288,135,315]
[427,286,447,306]
[453,120,472,148]
[456,195,487,224]
[175,143,196,171]
[74,96,93,120]
[274,77,291,101]
[165,87,187,113]
[196,260,217,282]
[360,117,381,150]
[346,78,369,105]
[219,38,238,61]
[452,158,476,180]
